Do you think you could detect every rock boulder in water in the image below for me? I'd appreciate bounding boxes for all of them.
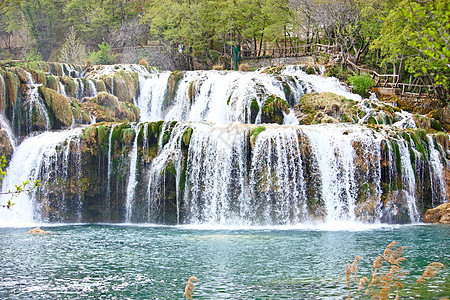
[28,227,50,234]
[423,202,450,224]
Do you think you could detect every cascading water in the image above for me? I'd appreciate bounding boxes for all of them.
[0,128,82,226]
[125,123,140,222]
[0,63,448,226]
[428,135,448,206]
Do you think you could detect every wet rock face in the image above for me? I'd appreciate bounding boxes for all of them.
[423,202,450,224]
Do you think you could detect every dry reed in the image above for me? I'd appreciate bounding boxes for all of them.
[345,241,445,299]
[212,64,224,70]
[238,63,249,71]
[416,262,445,298]
[184,276,199,299]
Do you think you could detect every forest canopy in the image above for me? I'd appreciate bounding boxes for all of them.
[0,0,448,95]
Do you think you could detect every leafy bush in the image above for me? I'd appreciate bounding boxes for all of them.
[348,74,373,97]
[88,42,116,65]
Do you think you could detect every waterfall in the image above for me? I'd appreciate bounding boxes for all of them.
[249,126,307,224]
[0,64,448,226]
[397,138,420,222]
[125,123,140,222]
[135,72,171,121]
[183,123,250,225]
[303,125,366,222]
[134,66,363,124]
[428,135,448,206]
[0,128,82,226]
[106,124,117,220]
[146,122,187,224]
[0,114,16,151]
[87,79,98,97]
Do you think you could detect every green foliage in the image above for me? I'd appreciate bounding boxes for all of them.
[0,155,41,209]
[348,74,373,97]
[88,42,116,65]
[25,49,43,62]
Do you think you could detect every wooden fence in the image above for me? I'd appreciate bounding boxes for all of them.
[110,44,166,55]
[240,43,338,60]
[346,59,439,98]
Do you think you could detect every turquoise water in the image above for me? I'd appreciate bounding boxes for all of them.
[0,224,448,299]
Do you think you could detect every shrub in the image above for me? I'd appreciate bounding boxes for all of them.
[348,74,373,97]
[238,63,249,71]
[212,64,224,70]
[88,42,116,65]
[138,58,149,67]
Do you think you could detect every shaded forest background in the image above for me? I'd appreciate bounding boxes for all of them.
[0,0,448,99]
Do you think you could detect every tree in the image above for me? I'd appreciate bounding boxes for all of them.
[372,0,449,101]
[59,26,86,65]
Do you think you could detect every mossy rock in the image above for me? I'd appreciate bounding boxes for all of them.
[100,75,113,93]
[112,70,137,102]
[49,62,63,77]
[11,67,29,84]
[261,65,283,75]
[96,79,107,93]
[249,125,266,147]
[81,92,139,122]
[70,99,91,124]
[45,75,59,92]
[166,70,184,105]
[4,70,18,107]
[182,127,193,149]
[294,92,357,125]
[261,95,289,124]
[122,128,136,146]
[0,128,14,162]
[61,76,77,98]
[413,114,443,132]
[38,86,73,128]
[188,81,197,103]
[30,69,47,86]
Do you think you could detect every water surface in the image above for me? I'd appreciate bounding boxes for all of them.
[0,224,448,299]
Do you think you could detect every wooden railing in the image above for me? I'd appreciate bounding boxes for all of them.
[346,59,439,98]
[240,43,338,60]
[110,44,166,55]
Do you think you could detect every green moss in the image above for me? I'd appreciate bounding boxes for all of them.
[391,140,402,175]
[182,127,193,149]
[188,81,196,103]
[38,86,73,128]
[61,76,77,97]
[166,70,184,105]
[46,75,59,91]
[4,70,18,107]
[250,99,259,111]
[261,95,289,124]
[162,130,170,147]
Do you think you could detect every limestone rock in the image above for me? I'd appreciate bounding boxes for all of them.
[424,202,450,224]
[28,227,50,234]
